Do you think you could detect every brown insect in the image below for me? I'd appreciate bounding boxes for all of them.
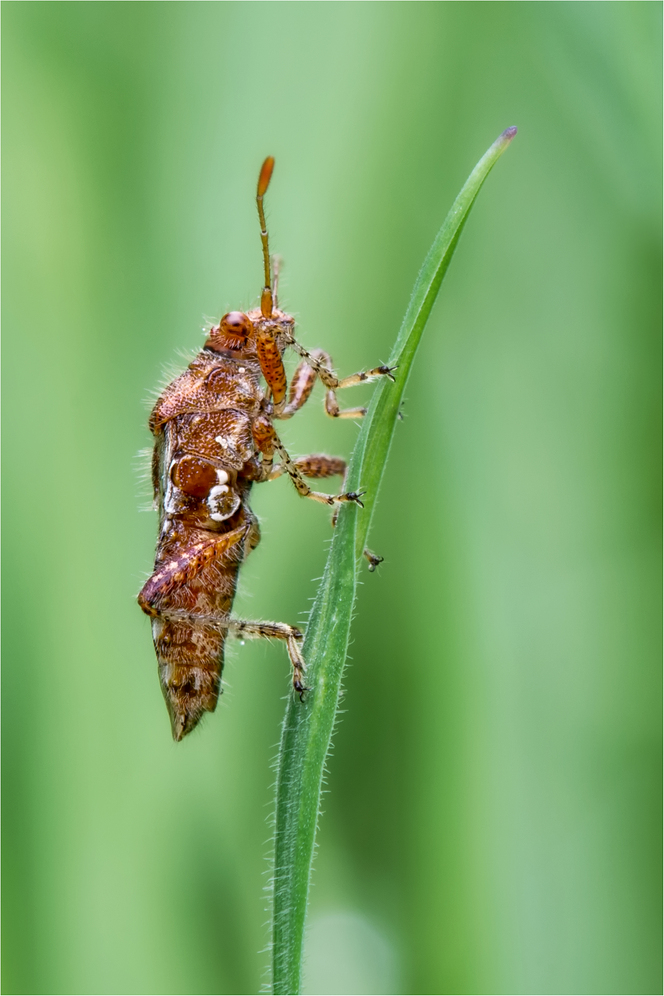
[138,157,394,741]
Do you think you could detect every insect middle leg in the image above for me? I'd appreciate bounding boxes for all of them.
[269,454,384,570]
[283,454,347,480]
[252,417,362,506]
[272,438,364,507]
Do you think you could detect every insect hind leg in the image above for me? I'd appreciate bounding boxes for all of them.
[229,620,308,697]
[153,608,308,698]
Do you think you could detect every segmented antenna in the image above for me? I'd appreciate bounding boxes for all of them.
[256,156,275,317]
[272,254,282,311]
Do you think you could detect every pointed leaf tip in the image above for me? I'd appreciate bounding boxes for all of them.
[502,126,518,140]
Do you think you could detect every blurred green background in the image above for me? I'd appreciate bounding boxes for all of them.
[3,3,661,994]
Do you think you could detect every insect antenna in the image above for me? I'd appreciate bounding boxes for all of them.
[272,254,283,310]
[256,156,275,318]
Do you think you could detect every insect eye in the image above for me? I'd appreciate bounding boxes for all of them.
[205,312,254,352]
[220,312,252,339]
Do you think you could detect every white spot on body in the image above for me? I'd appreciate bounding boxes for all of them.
[216,469,229,485]
[207,479,237,522]
[208,485,229,499]
[238,367,245,373]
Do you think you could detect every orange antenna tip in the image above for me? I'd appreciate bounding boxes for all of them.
[257,157,275,197]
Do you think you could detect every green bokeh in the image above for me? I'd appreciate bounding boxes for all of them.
[2,3,661,994]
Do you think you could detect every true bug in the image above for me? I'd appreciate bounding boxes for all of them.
[138,157,394,741]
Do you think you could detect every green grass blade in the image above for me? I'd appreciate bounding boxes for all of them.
[271,127,517,996]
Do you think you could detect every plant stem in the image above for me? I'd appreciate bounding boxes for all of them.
[270,127,517,996]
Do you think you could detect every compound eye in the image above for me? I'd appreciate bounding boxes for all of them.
[220,311,252,340]
[205,311,254,353]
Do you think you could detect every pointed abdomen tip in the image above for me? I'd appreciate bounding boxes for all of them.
[503,126,518,140]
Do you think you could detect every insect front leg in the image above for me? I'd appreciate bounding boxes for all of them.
[284,344,396,419]
[255,329,288,405]
[276,359,318,420]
